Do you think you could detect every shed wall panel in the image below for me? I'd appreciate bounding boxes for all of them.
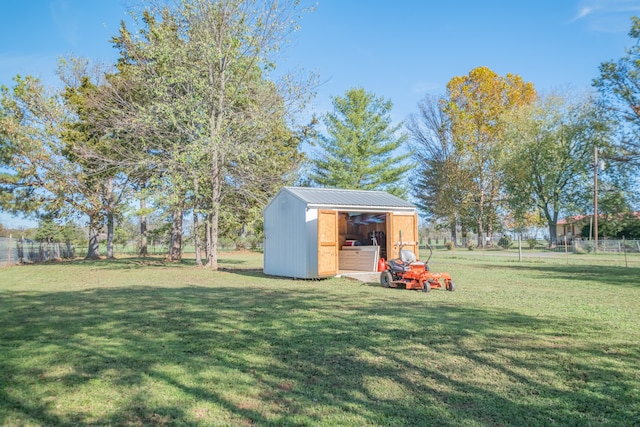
[305,208,319,278]
[263,192,309,278]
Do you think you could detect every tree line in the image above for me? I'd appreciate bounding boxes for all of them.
[2,1,640,266]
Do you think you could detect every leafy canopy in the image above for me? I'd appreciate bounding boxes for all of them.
[309,87,411,197]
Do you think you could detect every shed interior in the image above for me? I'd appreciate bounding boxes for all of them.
[337,212,387,272]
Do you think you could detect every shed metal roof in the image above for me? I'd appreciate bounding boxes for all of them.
[282,186,415,209]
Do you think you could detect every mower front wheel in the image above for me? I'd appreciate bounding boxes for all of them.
[446,281,456,291]
[380,270,393,288]
[422,282,431,292]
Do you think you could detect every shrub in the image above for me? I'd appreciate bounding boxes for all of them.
[573,241,594,254]
[527,238,537,249]
[498,235,513,249]
[467,242,475,251]
[444,241,453,251]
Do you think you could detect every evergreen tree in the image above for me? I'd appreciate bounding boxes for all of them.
[309,87,411,197]
[34,218,63,243]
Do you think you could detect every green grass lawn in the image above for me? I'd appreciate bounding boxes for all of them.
[1,251,639,426]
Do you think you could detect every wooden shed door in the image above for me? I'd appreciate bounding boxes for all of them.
[387,212,419,260]
[318,210,338,277]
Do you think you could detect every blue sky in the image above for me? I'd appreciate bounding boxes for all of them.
[2,0,640,228]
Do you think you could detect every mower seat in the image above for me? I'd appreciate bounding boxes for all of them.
[387,258,411,273]
[400,249,417,263]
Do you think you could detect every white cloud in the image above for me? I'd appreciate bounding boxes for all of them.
[571,7,593,22]
[572,0,640,31]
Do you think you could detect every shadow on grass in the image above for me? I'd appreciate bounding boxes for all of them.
[482,263,640,288]
[56,255,251,270]
[1,281,639,426]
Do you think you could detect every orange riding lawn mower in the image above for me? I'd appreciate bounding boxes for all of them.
[379,242,455,293]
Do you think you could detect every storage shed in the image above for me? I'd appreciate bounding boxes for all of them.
[263,187,419,279]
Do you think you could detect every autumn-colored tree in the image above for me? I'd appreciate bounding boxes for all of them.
[445,66,536,246]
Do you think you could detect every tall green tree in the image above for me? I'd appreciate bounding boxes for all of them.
[0,74,121,258]
[445,66,536,246]
[502,93,614,246]
[309,87,411,196]
[594,15,640,167]
[407,94,474,245]
[87,0,313,268]
[59,58,130,259]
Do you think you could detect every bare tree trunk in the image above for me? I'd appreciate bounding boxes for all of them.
[205,208,220,270]
[86,216,101,259]
[548,221,558,248]
[450,217,457,246]
[193,210,202,266]
[140,197,148,257]
[105,178,116,259]
[477,216,484,248]
[205,149,221,270]
[106,212,115,259]
[209,207,219,269]
[206,218,212,265]
[169,209,183,261]
[461,223,468,247]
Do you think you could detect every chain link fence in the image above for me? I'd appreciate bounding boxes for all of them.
[571,238,640,254]
[0,237,75,267]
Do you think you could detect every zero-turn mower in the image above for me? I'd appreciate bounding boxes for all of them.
[379,243,455,292]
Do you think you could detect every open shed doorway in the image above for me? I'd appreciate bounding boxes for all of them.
[336,211,387,273]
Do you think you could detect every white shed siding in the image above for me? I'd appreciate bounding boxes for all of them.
[305,208,319,278]
[263,190,309,277]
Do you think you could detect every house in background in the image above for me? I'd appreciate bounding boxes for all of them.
[557,212,640,242]
[557,215,590,243]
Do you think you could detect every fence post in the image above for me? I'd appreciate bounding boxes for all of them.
[7,234,11,266]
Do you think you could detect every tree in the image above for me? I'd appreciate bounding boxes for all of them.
[0,74,122,258]
[309,87,411,196]
[593,16,640,167]
[59,58,130,259]
[407,94,474,245]
[445,66,536,246]
[87,0,313,268]
[502,93,613,246]
[34,218,64,243]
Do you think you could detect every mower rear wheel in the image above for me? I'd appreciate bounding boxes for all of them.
[422,282,431,292]
[380,270,393,288]
[446,281,455,291]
